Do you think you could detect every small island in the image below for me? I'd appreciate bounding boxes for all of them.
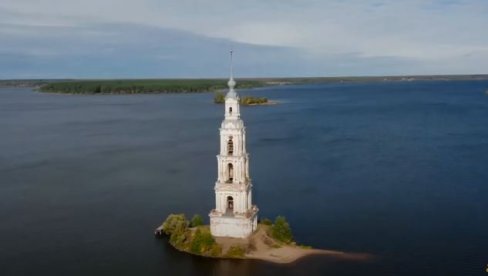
[155,214,371,264]
[214,92,274,106]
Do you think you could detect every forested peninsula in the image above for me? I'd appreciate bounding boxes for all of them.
[38,79,267,94]
[4,74,486,94]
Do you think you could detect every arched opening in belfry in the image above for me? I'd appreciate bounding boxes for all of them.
[227,163,233,183]
[227,136,234,155]
[229,107,232,114]
[227,196,234,212]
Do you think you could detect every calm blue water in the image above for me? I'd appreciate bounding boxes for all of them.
[0,81,487,276]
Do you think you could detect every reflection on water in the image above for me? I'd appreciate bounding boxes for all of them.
[1,81,487,276]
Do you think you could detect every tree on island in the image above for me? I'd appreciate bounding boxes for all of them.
[190,214,204,227]
[162,214,188,235]
[270,216,294,244]
[240,96,268,105]
[161,214,189,247]
[214,92,225,103]
[190,228,216,254]
[214,91,269,105]
[160,213,221,256]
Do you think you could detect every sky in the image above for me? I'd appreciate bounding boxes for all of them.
[1,0,488,79]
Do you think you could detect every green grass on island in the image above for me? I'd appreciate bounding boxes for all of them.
[38,79,267,94]
[158,213,296,259]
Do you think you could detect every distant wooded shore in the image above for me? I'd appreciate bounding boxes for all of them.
[1,74,488,94]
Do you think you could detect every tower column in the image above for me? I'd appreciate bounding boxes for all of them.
[210,50,258,238]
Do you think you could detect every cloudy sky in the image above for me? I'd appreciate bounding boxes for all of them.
[1,0,488,78]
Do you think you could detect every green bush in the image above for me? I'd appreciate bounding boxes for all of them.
[162,214,190,248]
[240,96,268,105]
[209,243,223,257]
[170,229,189,248]
[271,216,293,244]
[190,228,216,254]
[162,214,188,236]
[260,218,272,225]
[225,245,246,258]
[190,214,204,227]
[214,92,225,103]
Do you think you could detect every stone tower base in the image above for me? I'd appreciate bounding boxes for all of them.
[209,209,258,238]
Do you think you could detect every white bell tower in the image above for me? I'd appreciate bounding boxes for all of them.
[209,50,258,238]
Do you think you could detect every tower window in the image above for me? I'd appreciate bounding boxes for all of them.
[227,136,234,155]
[229,107,232,114]
[227,163,233,183]
[227,196,234,211]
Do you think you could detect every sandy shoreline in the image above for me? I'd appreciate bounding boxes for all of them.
[156,222,373,264]
[246,247,372,264]
[214,225,373,264]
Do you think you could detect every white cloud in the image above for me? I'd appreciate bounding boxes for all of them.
[1,0,488,77]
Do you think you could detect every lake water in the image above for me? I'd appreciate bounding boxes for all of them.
[1,81,487,276]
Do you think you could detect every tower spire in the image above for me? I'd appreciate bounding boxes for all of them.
[227,49,236,92]
[230,49,234,80]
